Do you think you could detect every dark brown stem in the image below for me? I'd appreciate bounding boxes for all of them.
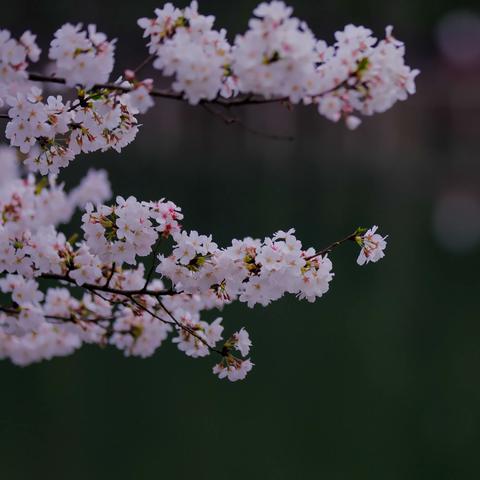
[156,297,223,355]
[132,54,156,75]
[201,103,237,124]
[201,103,295,141]
[142,238,162,291]
[0,304,104,324]
[0,72,354,137]
[0,305,19,315]
[37,271,220,354]
[127,295,222,355]
[24,71,339,108]
[306,231,358,261]
[104,262,116,288]
[40,273,177,297]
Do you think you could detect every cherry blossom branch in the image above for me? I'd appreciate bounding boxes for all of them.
[25,227,367,355]
[24,70,357,112]
[130,295,222,355]
[0,304,98,324]
[26,71,179,101]
[0,273,218,355]
[306,231,359,261]
[40,273,178,297]
[0,2,405,380]
[43,274,220,355]
[26,71,288,106]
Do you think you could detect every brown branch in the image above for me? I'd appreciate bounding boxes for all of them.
[156,297,223,355]
[132,54,156,75]
[125,294,222,356]
[235,119,295,142]
[142,238,162,291]
[0,305,19,316]
[37,271,221,354]
[104,262,116,288]
[201,103,295,141]
[0,304,106,325]
[1,276,220,355]
[0,71,353,132]
[0,229,362,353]
[306,231,358,261]
[40,272,178,297]
[201,103,237,124]
[25,71,294,107]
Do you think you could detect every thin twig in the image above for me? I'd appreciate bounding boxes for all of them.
[202,103,295,141]
[25,71,295,106]
[0,305,19,315]
[306,231,357,261]
[128,295,222,355]
[142,238,162,291]
[2,274,213,353]
[1,227,360,352]
[201,103,236,124]
[156,297,223,355]
[0,304,105,325]
[132,54,156,75]
[37,272,216,352]
[40,273,177,297]
[104,262,116,288]
[235,119,295,142]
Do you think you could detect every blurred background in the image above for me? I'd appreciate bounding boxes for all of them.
[1,1,480,478]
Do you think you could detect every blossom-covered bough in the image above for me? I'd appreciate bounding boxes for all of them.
[0,1,409,380]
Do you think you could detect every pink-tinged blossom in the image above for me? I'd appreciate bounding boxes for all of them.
[139,1,233,104]
[233,328,252,357]
[49,23,116,89]
[157,227,333,307]
[356,226,387,266]
[0,29,41,105]
[213,358,254,382]
[0,172,388,380]
[1,5,418,174]
[5,86,139,175]
[0,3,398,381]
[68,169,112,208]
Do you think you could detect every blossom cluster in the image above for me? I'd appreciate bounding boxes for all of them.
[49,23,116,89]
[0,29,40,107]
[0,2,398,382]
[5,84,139,175]
[138,2,235,104]
[157,228,334,306]
[1,24,146,176]
[0,1,418,174]
[82,195,182,266]
[0,149,387,380]
[139,1,419,128]
[213,328,253,382]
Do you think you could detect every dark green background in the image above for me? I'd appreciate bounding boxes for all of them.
[1,1,480,478]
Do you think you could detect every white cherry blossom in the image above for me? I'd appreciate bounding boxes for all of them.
[0,2,399,381]
[356,226,388,266]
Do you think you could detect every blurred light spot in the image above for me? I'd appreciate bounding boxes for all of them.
[436,11,480,68]
[433,191,480,253]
